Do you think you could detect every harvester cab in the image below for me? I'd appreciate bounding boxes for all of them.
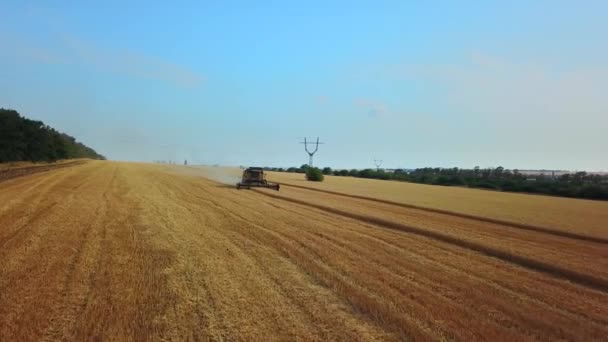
[237,167,280,191]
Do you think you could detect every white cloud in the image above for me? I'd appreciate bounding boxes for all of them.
[409,53,608,125]
[399,52,608,169]
[0,32,203,88]
[315,95,330,105]
[0,32,63,64]
[355,98,387,118]
[63,36,203,88]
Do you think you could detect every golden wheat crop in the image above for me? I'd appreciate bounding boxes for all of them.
[1,162,606,341]
[268,171,608,239]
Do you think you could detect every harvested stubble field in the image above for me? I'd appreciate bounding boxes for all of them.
[0,160,86,183]
[1,161,607,341]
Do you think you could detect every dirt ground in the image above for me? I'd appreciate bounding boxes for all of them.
[1,161,607,341]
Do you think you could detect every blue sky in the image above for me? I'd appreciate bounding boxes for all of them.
[1,1,606,170]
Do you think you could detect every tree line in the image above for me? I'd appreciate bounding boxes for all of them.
[0,108,105,163]
[264,165,608,201]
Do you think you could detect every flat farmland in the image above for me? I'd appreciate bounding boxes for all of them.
[1,162,607,341]
[267,171,608,239]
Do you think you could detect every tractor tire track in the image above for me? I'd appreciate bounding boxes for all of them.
[0,160,87,183]
[279,182,608,244]
[253,188,608,293]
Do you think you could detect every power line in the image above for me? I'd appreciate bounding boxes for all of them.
[300,137,324,166]
[374,159,383,171]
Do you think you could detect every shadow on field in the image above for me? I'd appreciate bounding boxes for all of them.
[253,188,608,293]
[215,183,237,189]
[281,183,608,245]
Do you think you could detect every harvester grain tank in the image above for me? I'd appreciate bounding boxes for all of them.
[237,167,280,191]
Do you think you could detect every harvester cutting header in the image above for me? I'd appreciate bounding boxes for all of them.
[237,167,280,191]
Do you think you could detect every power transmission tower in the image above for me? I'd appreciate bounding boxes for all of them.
[300,137,324,166]
[374,159,383,171]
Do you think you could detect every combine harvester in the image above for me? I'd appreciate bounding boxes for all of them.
[237,167,280,191]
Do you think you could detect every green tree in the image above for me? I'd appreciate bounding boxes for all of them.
[334,169,348,176]
[305,167,324,181]
[0,108,104,162]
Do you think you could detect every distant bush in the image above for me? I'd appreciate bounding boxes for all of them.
[334,169,349,176]
[432,175,464,186]
[577,184,608,199]
[305,167,324,182]
[474,182,499,190]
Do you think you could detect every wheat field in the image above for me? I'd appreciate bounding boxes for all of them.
[268,171,608,239]
[1,161,607,341]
